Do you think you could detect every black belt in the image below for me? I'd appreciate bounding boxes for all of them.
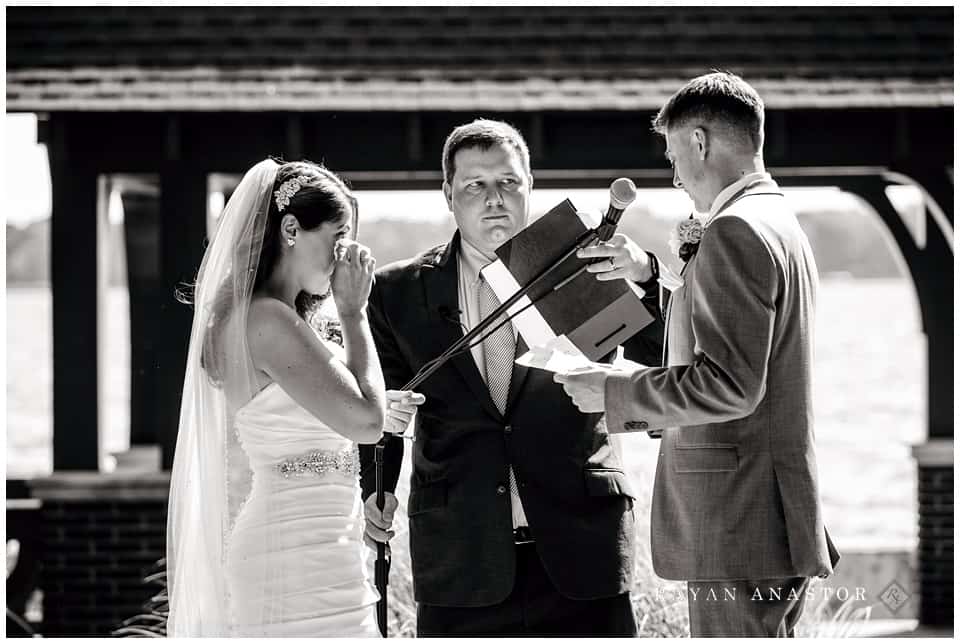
[513,526,534,545]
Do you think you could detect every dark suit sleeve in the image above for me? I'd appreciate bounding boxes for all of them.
[621,265,666,367]
[359,276,411,501]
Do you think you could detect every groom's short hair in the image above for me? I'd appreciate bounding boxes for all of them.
[442,119,531,185]
[653,71,765,152]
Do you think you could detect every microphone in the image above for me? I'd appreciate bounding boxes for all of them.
[598,178,638,242]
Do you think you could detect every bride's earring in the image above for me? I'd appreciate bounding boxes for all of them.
[287,237,296,247]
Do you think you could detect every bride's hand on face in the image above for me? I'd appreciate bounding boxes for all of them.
[330,240,376,317]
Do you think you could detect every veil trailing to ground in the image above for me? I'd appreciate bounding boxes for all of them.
[166,159,278,636]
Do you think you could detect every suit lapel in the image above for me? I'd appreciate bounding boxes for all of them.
[505,337,531,414]
[421,233,504,422]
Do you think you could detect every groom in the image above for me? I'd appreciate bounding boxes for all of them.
[359,119,664,635]
[557,72,840,637]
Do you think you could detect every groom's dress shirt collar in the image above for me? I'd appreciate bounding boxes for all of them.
[706,171,773,226]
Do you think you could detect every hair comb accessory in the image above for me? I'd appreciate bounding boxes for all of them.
[274,177,304,212]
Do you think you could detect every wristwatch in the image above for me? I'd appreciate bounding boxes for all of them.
[635,251,660,292]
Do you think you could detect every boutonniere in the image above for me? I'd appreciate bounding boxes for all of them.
[668,214,705,263]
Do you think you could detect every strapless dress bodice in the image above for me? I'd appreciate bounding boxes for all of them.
[235,381,360,480]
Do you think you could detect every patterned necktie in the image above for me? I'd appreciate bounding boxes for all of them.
[477,276,514,413]
[478,276,528,528]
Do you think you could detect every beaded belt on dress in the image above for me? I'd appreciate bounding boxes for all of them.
[275,445,360,479]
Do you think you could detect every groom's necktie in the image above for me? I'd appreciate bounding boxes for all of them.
[478,275,528,529]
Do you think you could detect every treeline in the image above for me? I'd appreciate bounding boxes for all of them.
[6,207,903,287]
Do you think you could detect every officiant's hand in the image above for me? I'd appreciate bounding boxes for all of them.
[364,491,398,551]
[384,390,426,435]
[554,365,614,413]
[576,232,654,283]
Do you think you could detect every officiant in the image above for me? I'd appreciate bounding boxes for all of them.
[358,119,664,636]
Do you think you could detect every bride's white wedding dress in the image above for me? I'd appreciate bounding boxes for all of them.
[224,355,379,636]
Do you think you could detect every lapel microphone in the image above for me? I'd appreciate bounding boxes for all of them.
[437,305,464,328]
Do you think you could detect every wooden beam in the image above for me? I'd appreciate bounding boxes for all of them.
[909,165,953,440]
[49,116,101,470]
[157,164,208,470]
[529,113,544,164]
[165,116,180,162]
[846,171,953,443]
[407,113,422,164]
[120,183,162,446]
[766,111,788,163]
[286,114,304,160]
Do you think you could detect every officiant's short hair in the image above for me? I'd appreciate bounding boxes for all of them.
[442,119,531,184]
[653,71,765,152]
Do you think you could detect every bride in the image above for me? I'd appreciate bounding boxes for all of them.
[166,159,422,636]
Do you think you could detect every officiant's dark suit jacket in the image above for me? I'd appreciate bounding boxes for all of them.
[359,232,664,607]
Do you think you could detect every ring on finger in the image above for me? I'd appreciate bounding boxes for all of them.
[608,257,616,268]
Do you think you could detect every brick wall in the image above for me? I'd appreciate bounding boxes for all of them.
[28,473,169,637]
[917,464,953,626]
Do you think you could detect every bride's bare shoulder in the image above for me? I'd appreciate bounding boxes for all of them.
[246,296,327,359]
[248,295,294,323]
[247,296,299,344]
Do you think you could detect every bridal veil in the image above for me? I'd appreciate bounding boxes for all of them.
[166,159,277,635]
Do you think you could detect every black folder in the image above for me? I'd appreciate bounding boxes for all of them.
[481,198,654,361]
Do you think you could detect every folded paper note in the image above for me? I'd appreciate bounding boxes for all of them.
[514,336,596,373]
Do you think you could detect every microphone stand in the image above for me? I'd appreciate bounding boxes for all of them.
[374,445,388,637]
[371,209,624,637]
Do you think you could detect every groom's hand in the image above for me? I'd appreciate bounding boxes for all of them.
[363,491,398,551]
[576,232,654,283]
[554,365,613,413]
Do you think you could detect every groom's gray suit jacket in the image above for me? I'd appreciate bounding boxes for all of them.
[606,178,840,581]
